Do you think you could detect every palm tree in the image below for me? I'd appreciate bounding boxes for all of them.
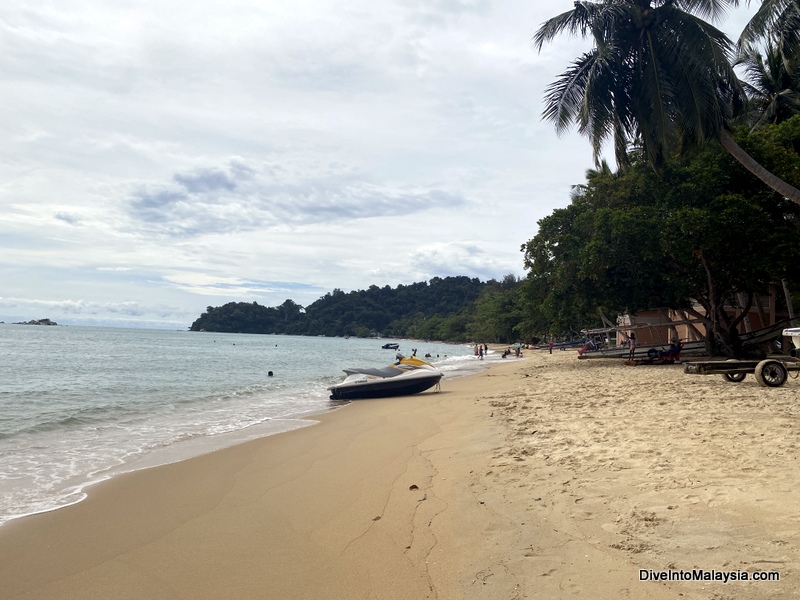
[739,0,800,71]
[738,43,800,128]
[535,0,800,205]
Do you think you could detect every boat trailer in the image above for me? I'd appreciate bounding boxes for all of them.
[684,358,800,387]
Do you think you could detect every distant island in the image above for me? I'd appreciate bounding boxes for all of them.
[187,275,539,345]
[13,318,59,326]
[190,276,494,342]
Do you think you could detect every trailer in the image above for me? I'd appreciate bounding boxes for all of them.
[684,358,800,387]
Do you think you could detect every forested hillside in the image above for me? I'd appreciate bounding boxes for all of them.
[189,276,520,341]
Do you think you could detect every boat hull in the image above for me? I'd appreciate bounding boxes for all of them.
[328,371,442,400]
[578,340,706,360]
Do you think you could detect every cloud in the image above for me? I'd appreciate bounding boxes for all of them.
[161,273,323,299]
[54,211,83,225]
[0,296,145,316]
[126,159,466,237]
[407,241,520,280]
[0,1,760,329]
[403,0,492,29]
[173,167,240,193]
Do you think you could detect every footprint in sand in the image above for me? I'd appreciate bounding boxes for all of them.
[706,488,731,507]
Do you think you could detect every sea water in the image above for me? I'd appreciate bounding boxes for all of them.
[0,325,492,526]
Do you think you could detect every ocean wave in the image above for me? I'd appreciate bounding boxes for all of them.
[0,329,475,526]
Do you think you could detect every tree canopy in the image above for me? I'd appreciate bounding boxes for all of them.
[189,276,532,344]
[523,119,800,355]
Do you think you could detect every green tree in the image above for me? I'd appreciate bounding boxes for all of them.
[523,129,800,356]
[534,0,800,204]
[739,0,800,69]
[467,277,527,343]
[738,43,800,127]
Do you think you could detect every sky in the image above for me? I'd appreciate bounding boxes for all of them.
[0,1,759,329]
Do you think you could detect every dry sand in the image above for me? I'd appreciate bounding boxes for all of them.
[1,350,798,599]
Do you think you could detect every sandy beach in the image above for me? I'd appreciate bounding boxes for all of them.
[1,350,798,599]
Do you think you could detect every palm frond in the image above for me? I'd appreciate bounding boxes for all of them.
[673,0,740,23]
[738,0,800,66]
[650,7,742,142]
[739,0,791,43]
[613,113,633,170]
[533,4,597,52]
[538,0,742,165]
[582,45,625,160]
[738,42,800,127]
[542,51,598,135]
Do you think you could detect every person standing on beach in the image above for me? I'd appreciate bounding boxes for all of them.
[628,331,636,360]
[479,345,484,360]
[548,339,554,354]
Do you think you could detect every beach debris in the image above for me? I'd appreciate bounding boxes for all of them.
[409,484,419,491]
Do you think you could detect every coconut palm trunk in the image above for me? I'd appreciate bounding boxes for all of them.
[718,129,800,203]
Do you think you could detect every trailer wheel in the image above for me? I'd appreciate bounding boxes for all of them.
[754,360,788,388]
[723,372,746,383]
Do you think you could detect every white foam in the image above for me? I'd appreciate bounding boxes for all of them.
[0,330,476,527]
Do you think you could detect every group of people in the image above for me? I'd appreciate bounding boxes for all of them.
[501,346,524,359]
[473,343,489,360]
[472,342,527,360]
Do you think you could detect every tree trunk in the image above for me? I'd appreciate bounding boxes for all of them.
[699,250,718,345]
[683,304,717,355]
[716,304,739,357]
[728,292,753,357]
[719,130,800,205]
[731,292,753,332]
[698,250,740,357]
[737,292,752,332]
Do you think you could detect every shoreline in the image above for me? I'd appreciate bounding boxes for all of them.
[0,355,526,600]
[0,335,483,528]
[0,348,505,529]
[2,350,797,599]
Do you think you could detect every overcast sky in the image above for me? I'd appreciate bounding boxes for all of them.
[0,1,757,328]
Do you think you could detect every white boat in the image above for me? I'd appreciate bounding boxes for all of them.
[783,327,800,357]
[328,355,443,400]
[578,319,795,360]
[577,339,706,360]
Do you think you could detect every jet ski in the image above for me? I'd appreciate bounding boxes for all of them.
[784,327,800,357]
[328,354,443,400]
